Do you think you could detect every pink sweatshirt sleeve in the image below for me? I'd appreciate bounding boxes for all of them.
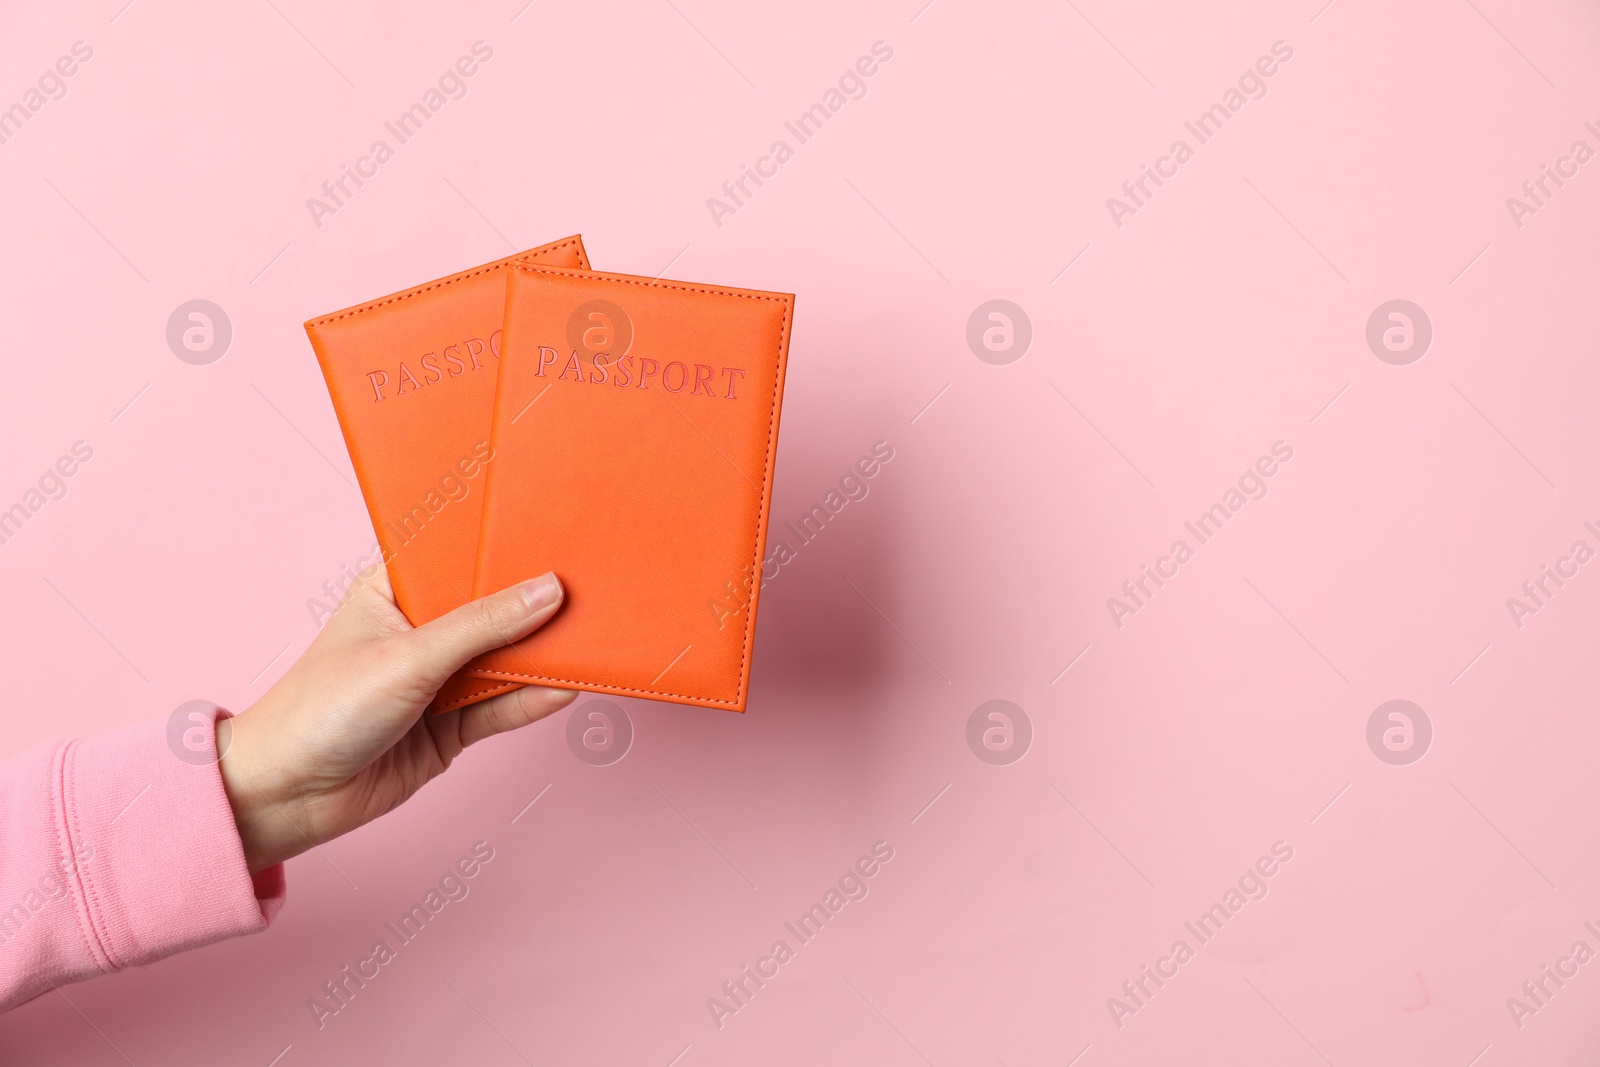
[0,702,285,1012]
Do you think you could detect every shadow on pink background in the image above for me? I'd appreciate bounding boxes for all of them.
[3,0,1600,1063]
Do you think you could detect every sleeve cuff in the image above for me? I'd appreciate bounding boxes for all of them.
[53,701,286,972]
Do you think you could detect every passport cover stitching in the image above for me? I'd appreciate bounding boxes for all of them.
[433,680,520,712]
[304,238,590,329]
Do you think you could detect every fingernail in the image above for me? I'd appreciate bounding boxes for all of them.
[520,572,563,613]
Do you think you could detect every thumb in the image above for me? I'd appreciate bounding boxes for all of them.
[400,573,564,686]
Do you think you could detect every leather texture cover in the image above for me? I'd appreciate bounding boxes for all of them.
[304,237,590,712]
[467,263,793,712]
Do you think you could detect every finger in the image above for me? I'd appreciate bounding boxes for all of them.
[314,559,403,641]
[456,684,579,747]
[398,573,564,686]
[354,558,393,600]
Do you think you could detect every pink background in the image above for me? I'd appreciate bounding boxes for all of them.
[3,0,1600,1063]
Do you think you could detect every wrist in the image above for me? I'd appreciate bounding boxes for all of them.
[215,715,305,873]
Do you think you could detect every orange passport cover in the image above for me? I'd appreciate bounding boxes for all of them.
[303,236,590,712]
[467,263,794,712]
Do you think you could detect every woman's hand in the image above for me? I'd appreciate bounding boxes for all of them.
[215,566,576,872]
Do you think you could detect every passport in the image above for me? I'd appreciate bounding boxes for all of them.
[466,262,793,712]
[304,236,590,711]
